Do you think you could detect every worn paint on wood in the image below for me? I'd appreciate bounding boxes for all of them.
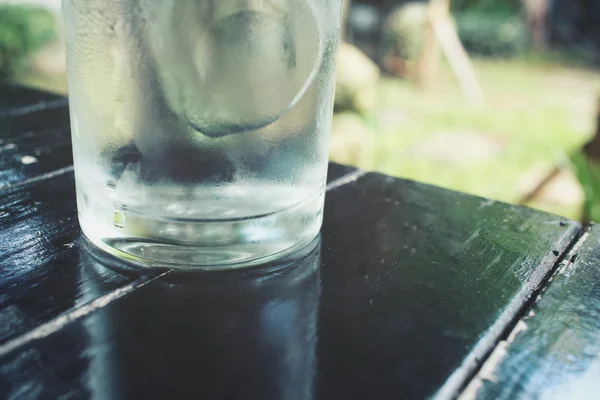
[471,224,600,399]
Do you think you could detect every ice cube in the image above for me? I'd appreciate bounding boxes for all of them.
[142,0,322,138]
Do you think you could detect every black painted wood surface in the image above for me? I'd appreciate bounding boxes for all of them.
[0,84,66,111]
[0,84,591,399]
[0,84,72,188]
[470,225,600,399]
[318,174,578,399]
[0,172,160,346]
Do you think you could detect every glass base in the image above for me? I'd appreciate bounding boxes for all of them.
[79,193,324,270]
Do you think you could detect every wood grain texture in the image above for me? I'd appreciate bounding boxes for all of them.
[471,224,600,399]
[0,172,158,347]
[0,172,581,399]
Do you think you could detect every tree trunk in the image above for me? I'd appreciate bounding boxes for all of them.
[417,0,445,88]
[522,0,550,50]
[341,0,351,40]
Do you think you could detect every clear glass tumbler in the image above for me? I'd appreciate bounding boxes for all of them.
[63,0,341,268]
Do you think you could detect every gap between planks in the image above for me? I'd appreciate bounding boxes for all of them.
[0,99,69,118]
[326,169,366,191]
[0,165,74,192]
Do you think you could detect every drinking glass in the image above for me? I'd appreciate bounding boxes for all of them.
[63,0,341,268]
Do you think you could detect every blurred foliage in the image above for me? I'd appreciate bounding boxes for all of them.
[330,58,598,219]
[516,49,596,69]
[0,5,56,78]
[377,1,529,67]
[570,152,600,222]
[381,3,428,62]
[456,11,527,56]
[450,0,521,13]
[449,0,528,57]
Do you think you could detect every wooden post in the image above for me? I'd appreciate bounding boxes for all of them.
[417,1,442,89]
[522,0,549,50]
[422,0,484,107]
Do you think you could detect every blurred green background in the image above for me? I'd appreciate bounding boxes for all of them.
[2,0,600,221]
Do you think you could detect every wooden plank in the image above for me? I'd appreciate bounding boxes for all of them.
[0,84,66,111]
[317,173,579,399]
[0,105,70,138]
[0,172,158,347]
[467,224,600,399]
[0,128,72,189]
[0,240,321,399]
[327,162,358,183]
[0,85,72,187]
[0,84,70,138]
[0,173,580,399]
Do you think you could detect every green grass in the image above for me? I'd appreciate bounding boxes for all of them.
[0,5,56,77]
[331,57,600,216]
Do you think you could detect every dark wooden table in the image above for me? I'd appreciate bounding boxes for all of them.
[0,84,599,399]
